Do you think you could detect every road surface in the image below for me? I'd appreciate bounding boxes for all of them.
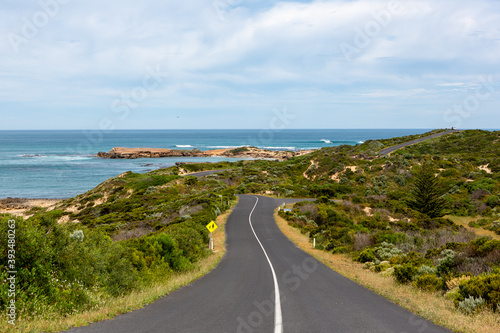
[64,195,451,333]
[378,129,458,155]
[184,169,232,178]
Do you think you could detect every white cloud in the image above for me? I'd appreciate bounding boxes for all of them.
[0,0,499,129]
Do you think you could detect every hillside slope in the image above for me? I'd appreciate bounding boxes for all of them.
[2,129,499,331]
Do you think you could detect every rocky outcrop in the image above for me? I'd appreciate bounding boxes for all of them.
[0,198,61,217]
[96,147,205,159]
[96,147,313,161]
[0,197,29,210]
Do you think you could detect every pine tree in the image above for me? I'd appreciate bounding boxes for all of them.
[406,163,448,218]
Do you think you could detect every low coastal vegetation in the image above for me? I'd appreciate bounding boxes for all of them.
[1,129,500,331]
[273,129,500,329]
[1,166,236,331]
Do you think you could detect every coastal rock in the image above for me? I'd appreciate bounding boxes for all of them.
[96,146,313,161]
[0,198,61,217]
[0,197,29,210]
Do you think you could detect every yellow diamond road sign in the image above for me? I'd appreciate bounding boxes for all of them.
[206,221,218,233]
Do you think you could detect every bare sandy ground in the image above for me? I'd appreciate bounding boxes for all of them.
[0,198,61,217]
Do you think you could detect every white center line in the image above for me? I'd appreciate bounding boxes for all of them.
[248,196,283,333]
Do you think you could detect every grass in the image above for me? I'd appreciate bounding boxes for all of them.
[446,215,500,240]
[274,210,500,333]
[3,199,237,333]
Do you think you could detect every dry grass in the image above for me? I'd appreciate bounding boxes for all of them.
[274,211,500,333]
[446,215,500,240]
[3,199,236,333]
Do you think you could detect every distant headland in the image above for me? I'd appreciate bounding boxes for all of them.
[96,146,313,160]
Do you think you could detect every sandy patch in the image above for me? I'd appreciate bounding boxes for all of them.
[479,164,492,174]
[363,206,373,216]
[64,204,80,214]
[303,160,318,180]
[331,166,361,182]
[177,167,188,175]
[203,148,232,156]
[0,198,61,218]
[94,195,107,206]
[57,215,71,224]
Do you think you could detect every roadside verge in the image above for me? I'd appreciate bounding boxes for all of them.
[7,199,237,333]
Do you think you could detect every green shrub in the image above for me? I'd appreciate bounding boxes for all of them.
[441,168,461,178]
[374,242,403,261]
[69,229,84,242]
[316,196,330,204]
[400,251,428,267]
[444,288,461,302]
[103,248,138,296]
[360,218,388,230]
[127,174,178,191]
[229,146,250,154]
[437,249,456,276]
[184,176,198,186]
[394,264,418,284]
[476,240,500,256]
[363,261,375,270]
[467,179,497,193]
[168,225,208,264]
[413,274,443,292]
[417,265,437,276]
[458,273,500,310]
[0,215,143,314]
[372,231,406,245]
[373,261,391,273]
[486,195,500,207]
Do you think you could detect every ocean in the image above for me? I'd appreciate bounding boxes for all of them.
[0,129,431,199]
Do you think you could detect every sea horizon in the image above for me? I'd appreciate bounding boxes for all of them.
[2,127,498,131]
[0,128,496,199]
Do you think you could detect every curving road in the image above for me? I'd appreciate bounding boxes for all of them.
[64,195,451,333]
[378,129,458,155]
[184,169,232,178]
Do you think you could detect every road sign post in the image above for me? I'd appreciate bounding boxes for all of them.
[206,221,218,250]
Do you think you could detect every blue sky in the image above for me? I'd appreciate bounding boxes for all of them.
[1,0,499,130]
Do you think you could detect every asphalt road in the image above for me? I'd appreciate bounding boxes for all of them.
[184,169,232,177]
[378,129,458,155]
[64,195,451,333]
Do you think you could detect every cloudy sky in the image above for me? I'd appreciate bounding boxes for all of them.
[1,0,499,130]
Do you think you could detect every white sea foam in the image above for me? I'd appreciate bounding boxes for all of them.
[19,154,45,158]
[262,146,296,150]
[320,139,332,144]
[19,154,92,161]
[56,156,93,161]
[175,145,193,148]
[207,145,248,149]
[358,141,365,144]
